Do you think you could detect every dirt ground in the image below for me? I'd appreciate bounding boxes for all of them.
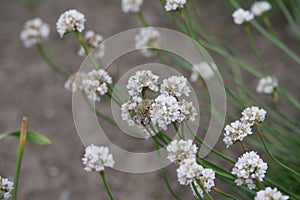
[0,0,299,200]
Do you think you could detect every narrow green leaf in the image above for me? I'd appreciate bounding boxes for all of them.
[0,130,51,145]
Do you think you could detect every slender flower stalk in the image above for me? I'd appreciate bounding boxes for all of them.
[12,117,28,200]
[138,11,149,27]
[212,187,237,200]
[100,171,115,200]
[197,180,214,200]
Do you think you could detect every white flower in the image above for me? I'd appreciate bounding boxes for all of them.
[150,93,180,130]
[232,8,254,25]
[56,9,86,38]
[165,0,187,11]
[0,176,14,200]
[121,0,143,13]
[82,144,115,172]
[126,70,159,98]
[177,99,197,122]
[241,106,267,126]
[166,139,197,163]
[256,76,278,94]
[190,62,216,82]
[190,168,216,199]
[135,27,161,57]
[20,17,50,48]
[223,120,252,148]
[78,30,105,58]
[255,187,289,200]
[177,158,203,185]
[251,1,272,16]
[231,151,268,190]
[160,76,191,98]
[82,69,113,102]
[64,71,87,92]
[121,97,153,126]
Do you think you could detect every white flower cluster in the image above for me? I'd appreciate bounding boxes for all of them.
[166,139,197,163]
[223,106,266,148]
[20,18,50,48]
[64,71,87,92]
[165,0,187,11]
[223,120,252,148]
[77,30,105,59]
[190,168,216,199]
[82,69,113,102]
[190,62,216,82]
[0,176,14,200]
[177,158,203,185]
[231,151,268,189]
[135,27,161,57]
[255,187,289,200]
[121,0,143,13]
[232,1,271,25]
[122,70,196,131]
[256,76,278,95]
[82,144,115,172]
[56,9,86,38]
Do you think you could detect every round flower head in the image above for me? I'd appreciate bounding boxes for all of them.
[165,0,187,11]
[166,139,197,163]
[82,144,115,172]
[251,1,272,16]
[231,151,268,190]
[160,76,191,98]
[190,168,216,199]
[232,8,254,25]
[126,70,159,98]
[121,0,143,13]
[150,93,180,130]
[78,30,105,59]
[0,176,14,200]
[20,17,50,48]
[82,69,113,102]
[177,158,204,185]
[241,106,267,126]
[223,120,252,148]
[121,97,153,126]
[135,27,161,57]
[256,76,278,94]
[56,9,86,38]
[64,71,87,92]
[190,62,216,82]
[255,187,289,200]
[177,99,197,123]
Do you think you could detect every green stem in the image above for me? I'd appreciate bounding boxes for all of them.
[138,11,149,27]
[212,187,237,200]
[12,117,27,200]
[100,171,114,200]
[37,44,70,78]
[197,180,214,200]
[191,181,204,200]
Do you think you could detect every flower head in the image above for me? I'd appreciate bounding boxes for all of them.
[82,144,115,172]
[231,151,268,190]
[232,8,254,25]
[256,76,278,94]
[56,9,86,38]
[255,187,289,200]
[166,139,197,163]
[190,62,216,82]
[251,1,272,16]
[121,0,143,13]
[241,106,267,126]
[177,99,197,122]
[177,158,203,185]
[160,76,191,98]
[150,93,180,130]
[0,176,14,200]
[190,168,215,199]
[82,69,113,102]
[64,71,87,92]
[126,70,159,98]
[223,120,252,148]
[135,27,161,57]
[20,18,50,48]
[78,30,105,58]
[165,0,187,11]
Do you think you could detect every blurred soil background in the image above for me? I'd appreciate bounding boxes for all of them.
[0,0,299,199]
